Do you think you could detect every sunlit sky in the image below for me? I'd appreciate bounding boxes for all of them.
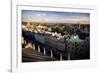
[22,10,90,24]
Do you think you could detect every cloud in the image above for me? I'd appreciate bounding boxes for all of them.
[22,15,90,24]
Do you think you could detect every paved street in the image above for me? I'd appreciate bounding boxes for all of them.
[22,48,56,62]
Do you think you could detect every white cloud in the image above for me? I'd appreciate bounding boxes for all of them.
[22,15,90,24]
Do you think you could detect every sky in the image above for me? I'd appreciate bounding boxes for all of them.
[22,10,90,24]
